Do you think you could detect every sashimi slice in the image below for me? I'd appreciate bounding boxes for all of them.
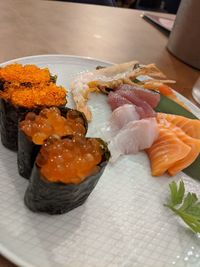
[109,104,140,135]
[161,123,200,176]
[116,89,156,118]
[114,84,160,108]
[100,104,140,141]
[108,92,132,110]
[143,83,189,109]
[109,118,158,162]
[168,131,200,176]
[146,125,191,176]
[157,113,200,139]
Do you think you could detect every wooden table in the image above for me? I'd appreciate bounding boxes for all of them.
[0,0,199,266]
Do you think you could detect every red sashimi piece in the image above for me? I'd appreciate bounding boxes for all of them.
[157,113,200,139]
[108,92,147,119]
[143,84,189,109]
[114,84,160,108]
[116,89,156,118]
[108,92,132,111]
[146,125,191,176]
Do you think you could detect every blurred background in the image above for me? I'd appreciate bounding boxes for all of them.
[118,0,181,14]
[58,0,181,13]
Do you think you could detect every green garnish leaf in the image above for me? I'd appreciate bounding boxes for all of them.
[164,180,200,233]
[169,180,185,206]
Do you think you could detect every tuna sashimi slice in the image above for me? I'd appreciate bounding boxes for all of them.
[108,92,132,111]
[109,118,158,162]
[116,89,156,118]
[114,84,160,108]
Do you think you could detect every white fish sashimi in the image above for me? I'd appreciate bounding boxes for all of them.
[109,118,158,162]
[97,104,140,142]
[110,104,140,130]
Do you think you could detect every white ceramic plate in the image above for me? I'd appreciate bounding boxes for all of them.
[0,55,200,267]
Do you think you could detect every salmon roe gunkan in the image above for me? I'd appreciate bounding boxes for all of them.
[0,83,67,108]
[0,64,51,84]
[20,107,86,145]
[36,136,103,184]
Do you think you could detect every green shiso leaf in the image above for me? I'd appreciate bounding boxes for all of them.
[155,94,200,180]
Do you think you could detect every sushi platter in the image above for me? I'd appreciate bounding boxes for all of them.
[0,55,200,267]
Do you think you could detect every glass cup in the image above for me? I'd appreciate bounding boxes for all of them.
[192,77,200,104]
[167,0,200,70]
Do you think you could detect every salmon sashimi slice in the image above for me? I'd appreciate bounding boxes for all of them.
[157,113,200,139]
[146,125,191,176]
[161,123,200,176]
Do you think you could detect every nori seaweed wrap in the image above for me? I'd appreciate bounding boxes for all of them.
[18,107,88,179]
[0,82,67,151]
[0,99,28,151]
[24,136,110,215]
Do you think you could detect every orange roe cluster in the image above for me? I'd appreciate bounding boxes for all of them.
[20,107,86,145]
[0,64,51,84]
[36,136,103,184]
[0,83,67,108]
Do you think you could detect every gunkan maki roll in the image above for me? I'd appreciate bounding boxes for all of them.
[0,63,57,90]
[18,107,88,179]
[24,136,110,215]
[0,82,67,151]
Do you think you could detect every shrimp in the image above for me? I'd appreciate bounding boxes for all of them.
[70,61,139,121]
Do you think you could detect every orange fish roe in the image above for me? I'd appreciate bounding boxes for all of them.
[20,107,86,145]
[0,64,51,84]
[36,136,103,184]
[0,83,67,108]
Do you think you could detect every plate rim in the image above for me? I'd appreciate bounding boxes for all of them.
[0,54,199,116]
[0,54,199,267]
[0,243,34,267]
[0,54,114,67]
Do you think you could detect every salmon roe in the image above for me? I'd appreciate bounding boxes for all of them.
[0,64,51,84]
[0,83,67,108]
[20,107,86,145]
[36,136,103,184]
